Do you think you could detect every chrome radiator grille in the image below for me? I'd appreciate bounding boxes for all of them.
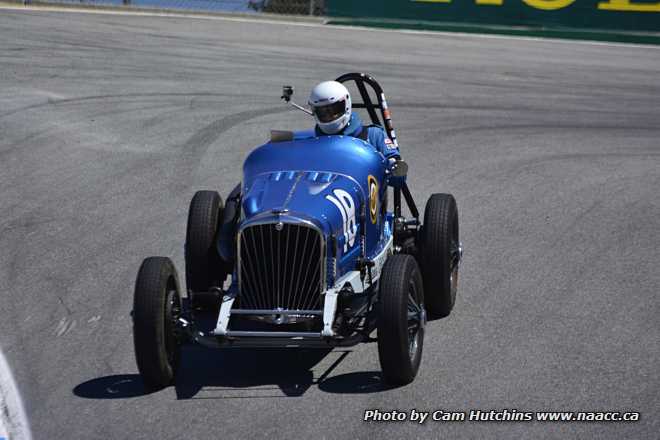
[239,223,324,311]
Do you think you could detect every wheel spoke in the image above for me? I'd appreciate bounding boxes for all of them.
[408,293,420,313]
[164,288,182,364]
[449,240,459,269]
[407,283,422,346]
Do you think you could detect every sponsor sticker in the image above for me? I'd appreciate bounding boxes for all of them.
[384,137,396,150]
[380,95,389,109]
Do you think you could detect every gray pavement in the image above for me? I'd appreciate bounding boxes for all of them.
[0,8,659,439]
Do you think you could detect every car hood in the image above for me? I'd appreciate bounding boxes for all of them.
[241,135,387,260]
[242,171,362,240]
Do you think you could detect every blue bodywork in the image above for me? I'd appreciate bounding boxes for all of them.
[241,134,393,286]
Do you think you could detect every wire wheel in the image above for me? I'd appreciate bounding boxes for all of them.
[419,193,460,319]
[133,257,182,392]
[407,283,426,362]
[378,254,425,386]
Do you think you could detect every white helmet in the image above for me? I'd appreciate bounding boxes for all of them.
[308,81,352,134]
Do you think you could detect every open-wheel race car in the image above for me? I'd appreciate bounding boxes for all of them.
[132,73,463,390]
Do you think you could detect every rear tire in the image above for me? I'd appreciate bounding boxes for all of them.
[377,254,425,386]
[133,257,182,392]
[185,190,226,309]
[419,193,459,319]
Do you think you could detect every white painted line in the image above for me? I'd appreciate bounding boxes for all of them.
[1,3,658,50]
[0,407,6,440]
[0,349,31,440]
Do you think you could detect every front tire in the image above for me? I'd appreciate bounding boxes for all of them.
[419,193,459,319]
[133,257,182,392]
[377,254,426,386]
[185,191,226,308]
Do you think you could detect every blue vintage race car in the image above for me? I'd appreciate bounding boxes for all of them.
[132,73,463,389]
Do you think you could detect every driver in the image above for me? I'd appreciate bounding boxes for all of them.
[308,81,402,165]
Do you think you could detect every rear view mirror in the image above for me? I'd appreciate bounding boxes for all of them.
[281,85,294,102]
[281,85,312,115]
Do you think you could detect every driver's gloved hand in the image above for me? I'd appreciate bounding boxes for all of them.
[387,157,407,188]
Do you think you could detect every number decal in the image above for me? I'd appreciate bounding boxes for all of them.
[326,189,357,253]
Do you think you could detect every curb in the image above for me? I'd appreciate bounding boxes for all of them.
[0,349,31,440]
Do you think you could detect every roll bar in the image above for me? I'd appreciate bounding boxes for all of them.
[335,72,399,148]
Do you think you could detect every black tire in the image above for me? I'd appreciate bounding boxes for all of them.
[185,190,226,297]
[377,254,426,386]
[133,257,182,392]
[419,193,459,319]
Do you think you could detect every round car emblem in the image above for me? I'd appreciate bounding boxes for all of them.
[368,175,379,224]
[275,222,284,231]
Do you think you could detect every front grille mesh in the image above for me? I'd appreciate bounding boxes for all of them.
[239,223,323,310]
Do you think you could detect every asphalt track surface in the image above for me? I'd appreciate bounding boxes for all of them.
[1,8,659,440]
